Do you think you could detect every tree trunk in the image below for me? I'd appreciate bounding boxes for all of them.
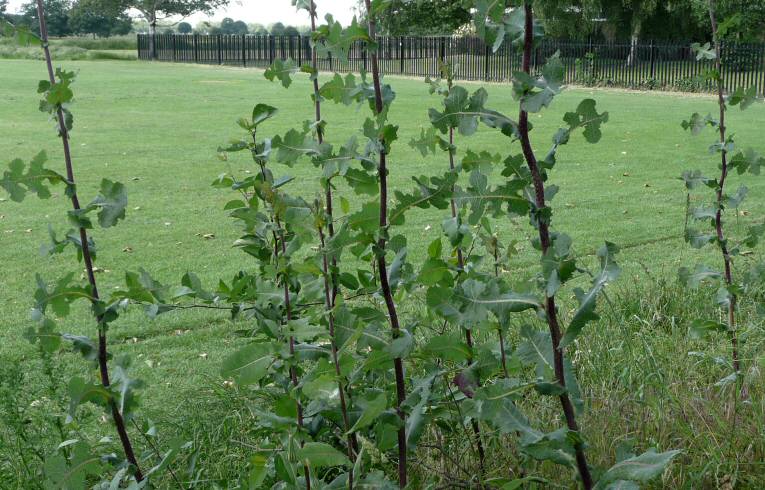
[149,18,157,60]
[626,22,641,66]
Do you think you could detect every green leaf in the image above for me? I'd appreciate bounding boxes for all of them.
[43,440,103,490]
[251,104,278,128]
[469,379,536,438]
[679,264,721,288]
[561,99,609,144]
[67,377,112,423]
[221,342,273,386]
[314,15,371,64]
[303,374,339,401]
[728,85,758,110]
[348,201,380,234]
[512,53,564,113]
[689,319,729,339]
[595,449,682,489]
[422,334,470,362]
[691,42,716,61]
[297,442,351,468]
[264,58,298,88]
[1,151,66,202]
[681,113,715,135]
[560,242,620,348]
[110,356,143,419]
[418,257,450,286]
[349,392,387,433]
[89,179,127,228]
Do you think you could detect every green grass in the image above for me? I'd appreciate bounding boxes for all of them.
[0,36,137,60]
[1,59,765,487]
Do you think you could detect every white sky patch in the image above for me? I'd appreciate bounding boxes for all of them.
[5,0,359,27]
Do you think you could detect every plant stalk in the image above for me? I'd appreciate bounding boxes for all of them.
[707,0,740,375]
[35,0,143,481]
[275,216,311,490]
[308,0,359,461]
[517,3,592,488]
[363,1,408,486]
[493,247,509,378]
[319,225,356,488]
[446,96,485,472]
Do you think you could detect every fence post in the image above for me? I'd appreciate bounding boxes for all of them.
[171,34,176,62]
[297,35,302,66]
[649,39,655,79]
[484,42,489,81]
[193,34,198,63]
[241,34,246,66]
[363,40,368,71]
[439,37,446,64]
[217,34,222,64]
[269,35,274,65]
[400,37,404,74]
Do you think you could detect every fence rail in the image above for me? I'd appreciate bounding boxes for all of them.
[137,34,765,95]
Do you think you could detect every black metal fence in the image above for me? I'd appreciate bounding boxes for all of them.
[137,34,765,95]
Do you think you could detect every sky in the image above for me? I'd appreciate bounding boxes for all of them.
[5,0,360,27]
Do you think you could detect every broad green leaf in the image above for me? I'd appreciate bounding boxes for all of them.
[221,342,273,386]
[422,334,470,362]
[264,58,298,88]
[689,319,729,339]
[595,449,682,489]
[297,442,351,468]
[67,377,112,422]
[728,85,758,110]
[349,392,387,433]
[90,179,127,228]
[560,242,620,348]
[252,104,278,127]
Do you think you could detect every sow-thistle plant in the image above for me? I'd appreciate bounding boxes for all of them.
[463,1,682,488]
[680,0,764,393]
[1,2,148,485]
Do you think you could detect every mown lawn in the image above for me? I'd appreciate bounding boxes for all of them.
[2,59,765,487]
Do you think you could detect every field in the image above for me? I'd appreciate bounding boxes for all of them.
[2,59,765,487]
[0,36,137,60]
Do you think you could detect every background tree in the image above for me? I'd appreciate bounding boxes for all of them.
[689,0,765,41]
[68,0,131,37]
[125,0,230,57]
[268,21,285,35]
[20,0,71,36]
[211,17,247,34]
[177,20,191,33]
[283,24,299,36]
[367,0,471,35]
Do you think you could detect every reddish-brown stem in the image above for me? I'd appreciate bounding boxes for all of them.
[447,108,485,472]
[517,3,592,488]
[363,1,407,486]
[35,0,143,481]
[308,2,358,463]
[708,0,740,375]
[319,225,356,487]
[275,217,311,489]
[493,247,509,378]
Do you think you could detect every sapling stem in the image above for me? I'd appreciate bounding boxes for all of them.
[363,1,408,486]
[34,0,144,481]
[307,0,359,462]
[493,246,509,378]
[275,216,311,490]
[707,0,740,376]
[444,76,486,473]
[318,224,355,489]
[516,3,592,488]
